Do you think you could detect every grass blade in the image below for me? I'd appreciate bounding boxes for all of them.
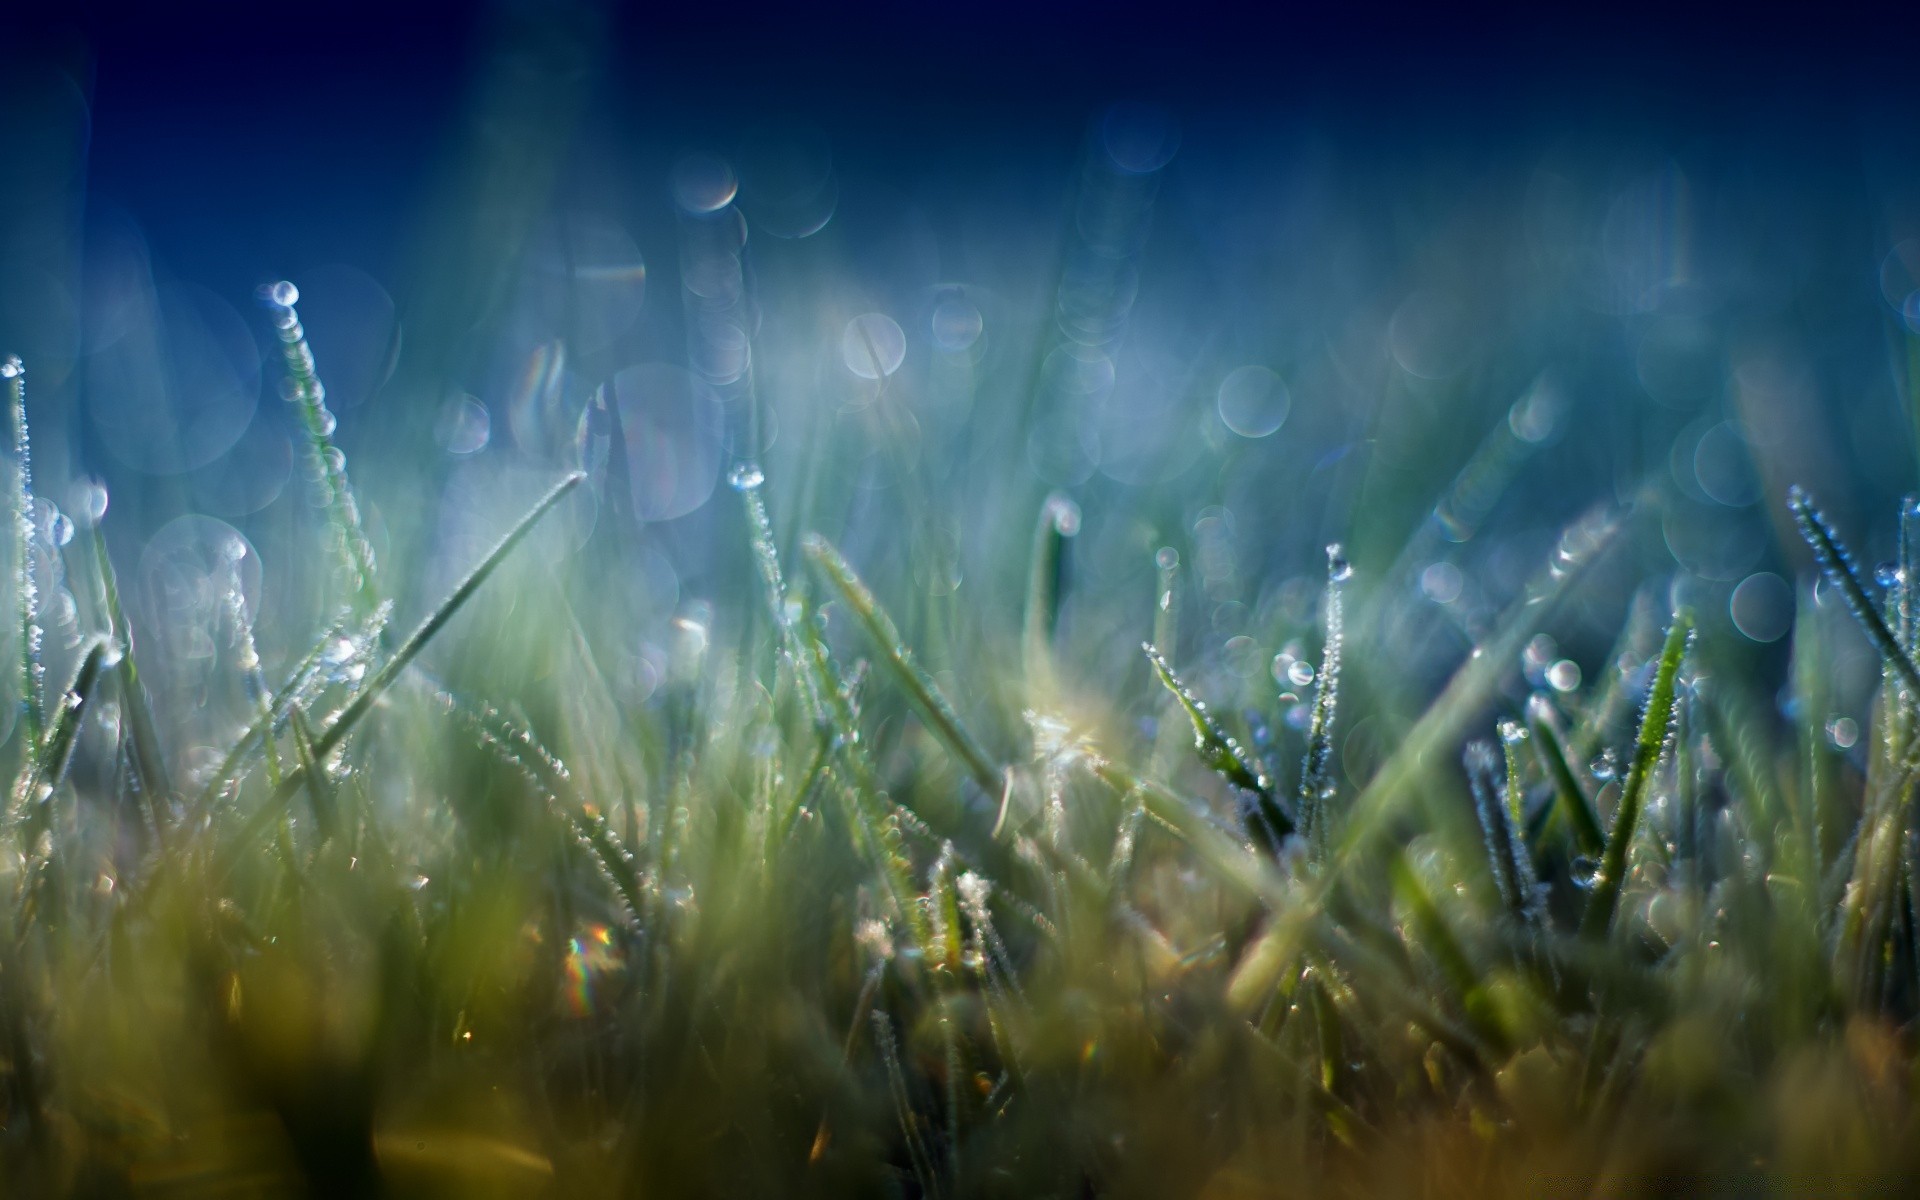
[1023,493,1079,694]
[1297,544,1349,851]
[1143,641,1294,855]
[803,532,1002,797]
[1581,609,1693,937]
[5,356,41,748]
[1787,485,1920,698]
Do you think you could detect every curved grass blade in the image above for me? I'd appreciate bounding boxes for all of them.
[803,533,1002,797]
[1581,609,1693,937]
[285,705,337,840]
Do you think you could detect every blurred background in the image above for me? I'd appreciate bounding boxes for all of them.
[4,0,1920,776]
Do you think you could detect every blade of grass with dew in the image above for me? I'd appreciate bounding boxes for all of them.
[1788,486,1920,700]
[803,532,1002,798]
[214,472,583,878]
[1465,740,1542,927]
[9,638,111,822]
[4,356,41,749]
[284,705,336,841]
[1298,544,1349,854]
[1334,506,1624,866]
[192,602,392,813]
[260,281,381,616]
[1581,609,1693,937]
[1143,641,1294,856]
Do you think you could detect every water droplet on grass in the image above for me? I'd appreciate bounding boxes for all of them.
[0,355,22,379]
[1326,544,1353,582]
[266,280,299,307]
[728,461,765,491]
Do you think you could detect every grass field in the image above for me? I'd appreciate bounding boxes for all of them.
[5,31,1920,1193]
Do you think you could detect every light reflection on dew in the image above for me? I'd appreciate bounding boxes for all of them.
[671,152,739,214]
[1216,365,1290,439]
[1730,571,1792,643]
[931,294,983,352]
[435,394,492,455]
[841,313,906,379]
[613,363,724,522]
[136,515,262,672]
[87,282,260,475]
[563,923,621,1017]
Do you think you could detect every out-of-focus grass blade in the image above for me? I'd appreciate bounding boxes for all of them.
[216,472,583,874]
[92,526,172,812]
[1581,610,1693,937]
[803,532,1002,797]
[313,471,583,760]
[1023,493,1079,694]
[1526,694,1604,857]
[1334,505,1623,865]
[284,705,337,840]
[1298,545,1349,853]
[12,637,111,814]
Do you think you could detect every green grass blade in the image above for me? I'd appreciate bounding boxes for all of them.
[802,532,1002,797]
[1143,641,1294,855]
[5,356,41,748]
[1788,486,1920,699]
[215,472,582,875]
[312,471,583,760]
[262,281,382,615]
[1581,609,1693,937]
[1023,493,1079,694]
[1525,694,1604,857]
[1297,544,1349,851]
[11,638,111,816]
[91,525,172,811]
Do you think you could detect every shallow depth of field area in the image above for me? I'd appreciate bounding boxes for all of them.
[6,7,1920,1197]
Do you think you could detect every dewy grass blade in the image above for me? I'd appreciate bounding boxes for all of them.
[1581,610,1693,937]
[1143,641,1296,855]
[216,472,582,874]
[5,356,42,747]
[1335,505,1622,865]
[260,281,381,615]
[312,471,583,761]
[12,637,111,814]
[803,532,1002,797]
[1298,544,1349,851]
[1788,486,1920,699]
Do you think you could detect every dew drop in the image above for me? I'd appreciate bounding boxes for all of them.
[1546,659,1581,692]
[1827,716,1859,749]
[727,461,765,491]
[79,480,109,525]
[1325,544,1353,583]
[267,280,299,307]
[0,355,22,379]
[48,512,73,548]
[316,409,338,437]
[1570,856,1599,889]
[1590,750,1618,781]
[1286,660,1315,688]
[1155,547,1179,571]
